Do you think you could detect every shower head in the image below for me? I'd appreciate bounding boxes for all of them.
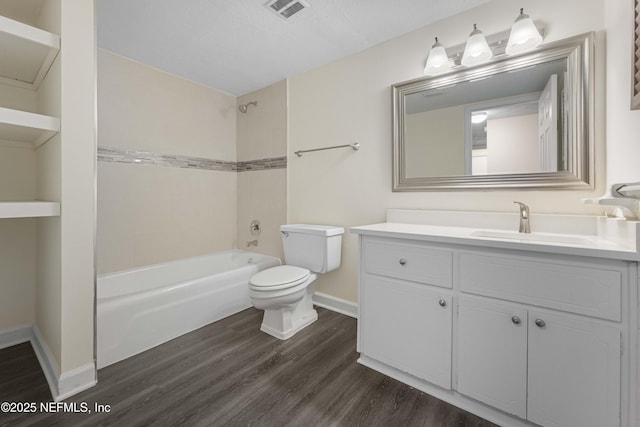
[238,101,258,113]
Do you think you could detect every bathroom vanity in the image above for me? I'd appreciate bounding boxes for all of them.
[351,210,640,427]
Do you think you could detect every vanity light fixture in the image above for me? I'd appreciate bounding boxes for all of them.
[506,8,543,55]
[471,112,487,124]
[424,37,452,75]
[461,24,493,66]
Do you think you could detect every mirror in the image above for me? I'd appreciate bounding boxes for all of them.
[393,32,595,191]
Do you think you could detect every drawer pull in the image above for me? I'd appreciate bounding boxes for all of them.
[511,316,521,325]
[438,299,447,307]
[399,258,406,266]
[534,319,546,328]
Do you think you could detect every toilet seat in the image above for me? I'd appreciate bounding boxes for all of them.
[249,265,310,291]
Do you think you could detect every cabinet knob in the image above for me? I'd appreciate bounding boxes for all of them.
[399,259,406,266]
[511,316,521,325]
[534,319,546,328]
[438,299,447,307]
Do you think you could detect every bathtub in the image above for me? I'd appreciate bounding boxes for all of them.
[97,250,281,368]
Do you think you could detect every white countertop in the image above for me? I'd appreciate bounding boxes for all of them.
[351,215,640,262]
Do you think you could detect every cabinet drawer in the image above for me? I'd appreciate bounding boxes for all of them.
[460,253,622,321]
[363,238,452,288]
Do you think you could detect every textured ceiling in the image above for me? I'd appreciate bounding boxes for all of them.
[96,0,492,96]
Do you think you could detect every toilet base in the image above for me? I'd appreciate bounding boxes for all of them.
[258,287,318,340]
[260,307,318,340]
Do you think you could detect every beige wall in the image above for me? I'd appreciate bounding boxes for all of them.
[237,80,287,260]
[288,0,608,302]
[0,43,39,332]
[33,0,63,372]
[97,50,238,274]
[34,0,62,368]
[405,106,466,178]
[58,0,96,372]
[0,3,47,333]
[0,219,36,328]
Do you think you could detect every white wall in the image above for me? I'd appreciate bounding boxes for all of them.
[97,50,238,274]
[486,114,539,174]
[288,0,609,302]
[605,1,640,186]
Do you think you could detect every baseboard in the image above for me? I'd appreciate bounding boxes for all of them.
[31,324,61,400]
[30,324,97,402]
[0,324,32,350]
[57,363,97,401]
[312,292,358,318]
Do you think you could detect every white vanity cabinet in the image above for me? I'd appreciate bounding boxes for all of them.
[353,228,638,427]
[458,251,623,426]
[457,296,528,418]
[458,295,620,427]
[359,237,453,389]
[361,276,452,389]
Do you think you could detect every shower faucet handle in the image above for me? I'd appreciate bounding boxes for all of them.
[250,220,261,236]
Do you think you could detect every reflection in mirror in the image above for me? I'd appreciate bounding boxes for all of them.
[393,33,595,191]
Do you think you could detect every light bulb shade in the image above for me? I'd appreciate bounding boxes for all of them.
[461,28,492,66]
[471,112,487,124]
[424,42,452,75]
[506,14,543,55]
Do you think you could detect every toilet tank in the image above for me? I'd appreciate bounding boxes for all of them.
[280,224,344,273]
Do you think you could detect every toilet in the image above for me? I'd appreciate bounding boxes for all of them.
[248,224,344,340]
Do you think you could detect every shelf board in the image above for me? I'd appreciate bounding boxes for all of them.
[0,15,60,90]
[0,201,60,219]
[0,106,60,148]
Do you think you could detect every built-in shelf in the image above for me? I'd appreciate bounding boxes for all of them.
[0,15,60,90]
[0,201,60,219]
[0,106,60,148]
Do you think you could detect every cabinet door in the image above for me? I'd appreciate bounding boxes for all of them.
[528,310,621,427]
[457,296,527,418]
[361,275,452,389]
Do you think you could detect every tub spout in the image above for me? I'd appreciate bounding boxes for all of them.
[247,240,258,247]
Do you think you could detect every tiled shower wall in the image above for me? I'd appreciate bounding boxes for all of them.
[97,50,287,274]
[236,80,288,261]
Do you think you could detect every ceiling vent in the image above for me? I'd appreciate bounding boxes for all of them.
[265,0,309,20]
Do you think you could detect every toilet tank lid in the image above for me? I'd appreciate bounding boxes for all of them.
[280,224,345,236]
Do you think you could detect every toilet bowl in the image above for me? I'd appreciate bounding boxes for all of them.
[249,265,318,339]
[248,224,344,340]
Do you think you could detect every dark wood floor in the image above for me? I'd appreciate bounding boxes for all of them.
[1,308,497,427]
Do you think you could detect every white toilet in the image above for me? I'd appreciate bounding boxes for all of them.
[248,224,344,340]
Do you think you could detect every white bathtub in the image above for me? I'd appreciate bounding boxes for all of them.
[97,250,281,368]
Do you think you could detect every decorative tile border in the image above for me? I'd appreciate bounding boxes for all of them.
[98,147,286,172]
[237,157,287,171]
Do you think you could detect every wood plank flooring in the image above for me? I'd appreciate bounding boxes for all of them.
[0,308,497,427]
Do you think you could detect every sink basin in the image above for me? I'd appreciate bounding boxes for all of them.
[470,230,592,246]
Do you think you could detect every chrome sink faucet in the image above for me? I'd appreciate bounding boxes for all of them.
[513,201,531,234]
